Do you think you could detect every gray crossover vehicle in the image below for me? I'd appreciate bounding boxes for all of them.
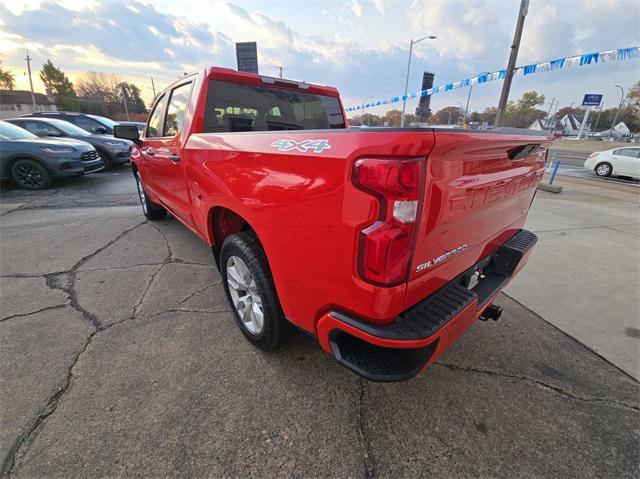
[0,121,102,190]
[7,117,132,170]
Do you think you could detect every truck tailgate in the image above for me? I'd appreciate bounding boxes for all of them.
[405,130,549,310]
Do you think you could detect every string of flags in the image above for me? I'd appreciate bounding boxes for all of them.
[344,46,640,113]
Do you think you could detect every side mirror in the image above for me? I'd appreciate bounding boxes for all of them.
[94,126,108,134]
[113,124,140,143]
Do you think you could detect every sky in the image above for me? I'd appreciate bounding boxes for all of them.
[0,0,638,117]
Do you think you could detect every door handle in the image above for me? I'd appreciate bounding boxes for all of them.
[142,147,154,156]
[169,154,180,162]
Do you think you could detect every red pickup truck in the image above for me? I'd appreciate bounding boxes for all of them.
[114,67,550,381]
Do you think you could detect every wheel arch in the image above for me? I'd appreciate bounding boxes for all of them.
[208,206,258,270]
[3,154,53,178]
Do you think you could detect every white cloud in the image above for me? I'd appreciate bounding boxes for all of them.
[373,0,389,14]
[350,0,363,18]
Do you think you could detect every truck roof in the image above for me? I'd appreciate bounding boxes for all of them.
[204,66,341,97]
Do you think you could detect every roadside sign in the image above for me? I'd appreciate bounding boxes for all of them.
[236,42,259,74]
[582,94,603,107]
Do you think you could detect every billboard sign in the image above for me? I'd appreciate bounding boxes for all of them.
[582,94,603,107]
[236,42,259,74]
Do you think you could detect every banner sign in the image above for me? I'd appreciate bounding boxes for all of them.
[345,46,639,112]
[582,94,603,107]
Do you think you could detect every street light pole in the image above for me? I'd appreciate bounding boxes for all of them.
[463,85,473,125]
[495,0,528,126]
[454,101,463,125]
[607,85,625,141]
[400,34,436,127]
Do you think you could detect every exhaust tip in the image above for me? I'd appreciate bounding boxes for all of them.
[479,304,502,321]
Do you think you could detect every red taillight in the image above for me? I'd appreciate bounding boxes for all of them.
[353,158,424,286]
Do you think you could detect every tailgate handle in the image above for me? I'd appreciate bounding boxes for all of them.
[508,144,540,161]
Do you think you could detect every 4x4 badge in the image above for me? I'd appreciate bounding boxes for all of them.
[270,139,331,154]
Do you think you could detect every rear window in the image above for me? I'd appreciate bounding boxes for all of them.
[202,80,345,133]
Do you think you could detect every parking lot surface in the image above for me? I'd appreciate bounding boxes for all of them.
[1,171,639,477]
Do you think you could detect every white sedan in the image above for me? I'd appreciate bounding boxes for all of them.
[584,147,640,180]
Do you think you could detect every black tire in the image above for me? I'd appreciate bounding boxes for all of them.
[594,162,613,177]
[97,151,112,171]
[134,171,167,220]
[220,231,291,351]
[11,159,52,190]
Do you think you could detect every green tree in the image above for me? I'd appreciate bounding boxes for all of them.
[626,81,640,107]
[117,82,146,113]
[478,106,498,125]
[0,64,16,90]
[383,109,403,126]
[502,91,546,128]
[39,60,79,110]
[430,106,461,125]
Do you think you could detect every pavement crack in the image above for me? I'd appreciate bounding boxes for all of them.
[177,283,219,306]
[435,362,640,412]
[40,222,146,330]
[0,304,68,323]
[131,263,166,318]
[131,222,174,318]
[1,330,98,478]
[44,273,101,329]
[357,377,376,479]
[148,222,175,262]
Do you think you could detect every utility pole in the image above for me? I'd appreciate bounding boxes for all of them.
[495,0,528,126]
[607,85,625,141]
[278,66,283,79]
[121,84,130,121]
[24,50,37,111]
[545,97,556,128]
[150,76,157,98]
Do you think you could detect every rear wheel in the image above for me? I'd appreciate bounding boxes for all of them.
[221,231,290,351]
[134,171,167,220]
[595,162,612,177]
[11,159,52,190]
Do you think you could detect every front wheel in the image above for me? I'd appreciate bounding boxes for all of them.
[595,162,613,177]
[11,159,52,190]
[221,231,290,351]
[98,151,112,171]
[134,172,167,220]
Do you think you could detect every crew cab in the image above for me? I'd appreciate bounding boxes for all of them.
[114,67,550,381]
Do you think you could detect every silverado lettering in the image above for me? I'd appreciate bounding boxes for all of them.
[114,67,551,382]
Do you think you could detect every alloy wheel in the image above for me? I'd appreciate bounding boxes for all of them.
[226,255,264,335]
[15,163,44,188]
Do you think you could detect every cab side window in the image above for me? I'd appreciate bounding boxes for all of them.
[164,82,194,137]
[146,94,167,138]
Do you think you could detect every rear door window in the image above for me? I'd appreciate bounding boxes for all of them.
[164,81,194,137]
[73,116,103,132]
[202,80,345,133]
[614,148,640,158]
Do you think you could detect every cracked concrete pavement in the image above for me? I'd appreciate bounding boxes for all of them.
[1,171,639,477]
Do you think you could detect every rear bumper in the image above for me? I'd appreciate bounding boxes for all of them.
[316,229,537,382]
